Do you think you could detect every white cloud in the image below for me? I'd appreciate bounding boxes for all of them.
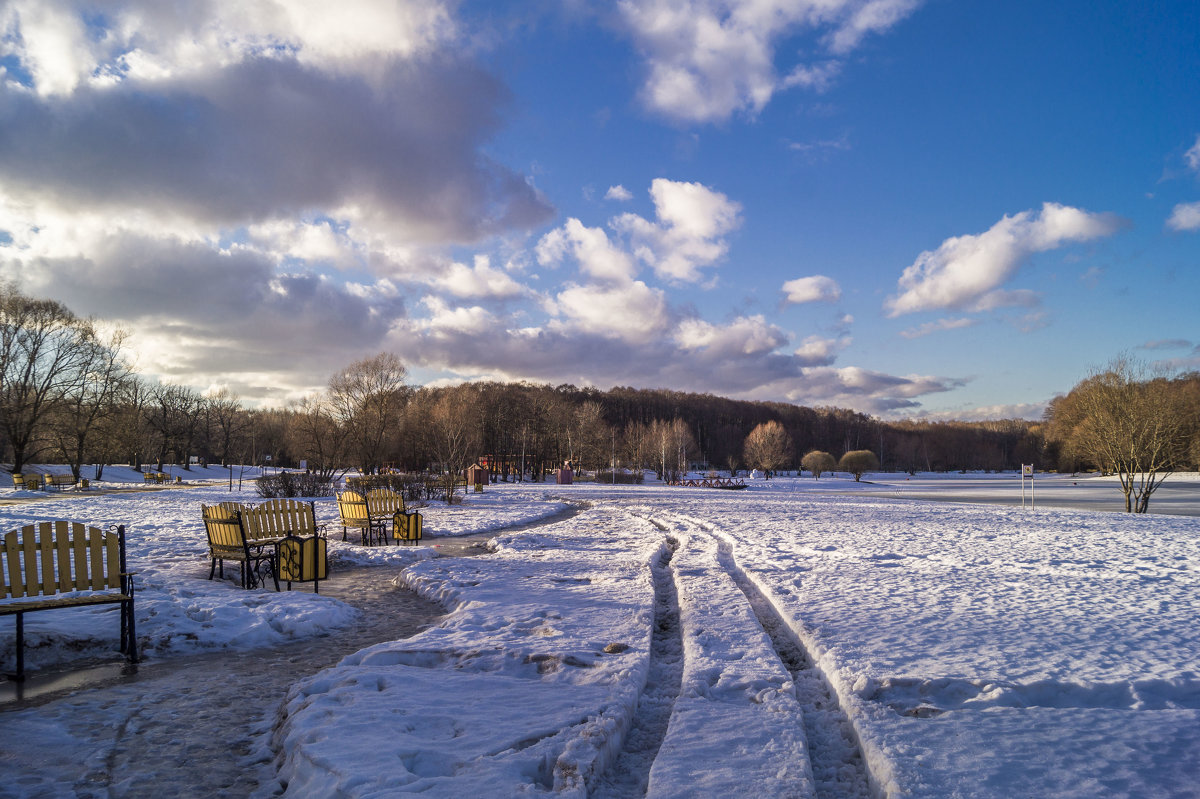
[907,402,1047,423]
[0,0,455,97]
[616,0,921,123]
[420,296,497,336]
[426,255,529,300]
[825,0,921,54]
[885,202,1123,317]
[793,335,850,365]
[552,281,670,341]
[246,219,357,267]
[605,185,634,201]
[673,315,786,357]
[899,317,977,339]
[536,219,638,282]
[612,178,741,282]
[1167,201,1200,232]
[782,274,841,304]
[0,3,552,245]
[1185,134,1200,173]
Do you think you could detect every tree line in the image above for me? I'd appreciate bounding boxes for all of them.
[2,287,1196,513]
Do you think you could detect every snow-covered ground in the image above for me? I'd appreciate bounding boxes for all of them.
[2,470,1199,797]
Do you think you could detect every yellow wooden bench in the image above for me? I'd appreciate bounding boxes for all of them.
[201,503,276,590]
[1,521,137,681]
[366,489,424,544]
[243,499,327,592]
[336,489,423,546]
[202,501,328,592]
[14,473,43,490]
[44,473,78,490]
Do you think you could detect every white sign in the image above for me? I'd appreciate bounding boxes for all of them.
[1022,464,1033,476]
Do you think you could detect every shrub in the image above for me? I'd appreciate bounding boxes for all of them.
[838,450,879,482]
[593,471,645,484]
[256,472,335,498]
[801,450,836,479]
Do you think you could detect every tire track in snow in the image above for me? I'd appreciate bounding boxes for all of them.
[710,533,875,799]
[591,535,683,799]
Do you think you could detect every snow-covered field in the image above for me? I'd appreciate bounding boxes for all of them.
[1,469,1199,797]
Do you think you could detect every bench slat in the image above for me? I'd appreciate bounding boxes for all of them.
[55,522,73,592]
[21,526,38,598]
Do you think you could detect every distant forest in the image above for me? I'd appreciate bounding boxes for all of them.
[3,285,1197,482]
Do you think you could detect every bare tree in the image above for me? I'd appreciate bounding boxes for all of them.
[839,449,879,482]
[288,394,348,479]
[145,384,206,469]
[1049,357,1194,512]
[50,328,130,479]
[204,388,252,467]
[328,353,410,474]
[744,420,793,478]
[801,449,836,479]
[573,401,611,472]
[424,388,481,503]
[0,288,96,473]
[650,418,696,479]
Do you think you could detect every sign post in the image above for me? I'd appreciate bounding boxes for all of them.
[1021,464,1035,510]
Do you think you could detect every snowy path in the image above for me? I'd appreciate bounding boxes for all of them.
[713,535,872,799]
[0,568,443,798]
[590,536,683,798]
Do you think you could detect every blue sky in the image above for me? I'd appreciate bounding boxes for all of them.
[0,0,1197,418]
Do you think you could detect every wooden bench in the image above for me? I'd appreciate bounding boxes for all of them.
[242,499,327,592]
[44,474,78,491]
[336,489,421,545]
[336,490,380,545]
[201,503,277,590]
[202,501,328,592]
[1,521,137,681]
[365,489,423,545]
[11,473,35,490]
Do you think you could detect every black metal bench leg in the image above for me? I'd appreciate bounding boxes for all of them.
[14,612,25,682]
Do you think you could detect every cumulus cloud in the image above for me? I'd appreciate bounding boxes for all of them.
[616,0,921,123]
[1167,201,1200,232]
[536,219,638,282]
[605,185,634,201]
[899,317,977,339]
[0,0,562,402]
[793,335,851,365]
[612,178,741,282]
[782,274,841,304]
[673,315,787,357]
[0,0,455,97]
[552,281,671,341]
[885,202,1123,317]
[908,402,1047,422]
[422,255,530,300]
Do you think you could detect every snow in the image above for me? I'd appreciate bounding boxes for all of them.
[2,469,1200,797]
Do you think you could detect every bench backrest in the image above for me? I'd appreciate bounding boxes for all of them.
[2,522,125,599]
[365,488,406,516]
[242,499,318,541]
[201,504,247,551]
[336,490,370,525]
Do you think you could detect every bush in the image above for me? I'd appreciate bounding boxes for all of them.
[256,472,335,498]
[593,471,645,484]
[801,450,836,479]
[838,450,879,482]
